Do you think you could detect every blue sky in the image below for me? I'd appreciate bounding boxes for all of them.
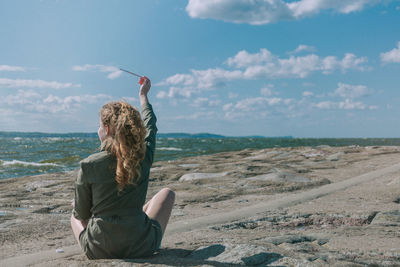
[0,0,399,137]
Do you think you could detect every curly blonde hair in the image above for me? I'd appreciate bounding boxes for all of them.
[100,101,146,191]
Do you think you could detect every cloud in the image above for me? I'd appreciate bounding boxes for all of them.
[228,92,239,99]
[223,96,290,119]
[288,0,383,18]
[186,0,292,25]
[228,49,368,78]
[186,0,385,25]
[2,90,41,105]
[1,90,111,113]
[260,84,276,96]
[0,78,80,89]
[302,91,314,97]
[158,47,368,99]
[0,65,25,71]
[314,100,336,109]
[380,42,400,64]
[191,97,221,107]
[314,99,367,110]
[156,68,243,98]
[174,111,216,120]
[121,96,138,103]
[313,83,375,110]
[72,64,122,79]
[334,83,372,98]
[289,44,317,54]
[338,99,366,110]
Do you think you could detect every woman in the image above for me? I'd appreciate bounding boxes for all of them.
[70,77,175,259]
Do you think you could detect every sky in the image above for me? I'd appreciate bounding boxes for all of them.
[0,0,399,137]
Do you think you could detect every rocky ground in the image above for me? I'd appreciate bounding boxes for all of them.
[1,145,400,266]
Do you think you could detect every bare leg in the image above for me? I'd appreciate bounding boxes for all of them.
[143,188,175,236]
[70,214,86,246]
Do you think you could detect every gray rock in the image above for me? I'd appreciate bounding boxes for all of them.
[25,180,58,191]
[244,151,280,161]
[187,243,282,265]
[179,172,229,182]
[371,210,400,226]
[171,209,186,216]
[178,164,200,168]
[326,152,344,161]
[264,235,316,245]
[247,171,311,183]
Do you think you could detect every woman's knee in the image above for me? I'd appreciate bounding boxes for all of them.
[159,188,175,203]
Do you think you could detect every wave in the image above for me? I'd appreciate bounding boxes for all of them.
[157,147,183,151]
[0,159,61,168]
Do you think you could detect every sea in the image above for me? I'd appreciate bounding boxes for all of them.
[1,131,400,179]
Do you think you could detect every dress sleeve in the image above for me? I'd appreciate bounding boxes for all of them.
[141,102,158,164]
[73,165,92,220]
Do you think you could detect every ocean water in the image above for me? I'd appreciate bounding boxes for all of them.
[1,132,400,179]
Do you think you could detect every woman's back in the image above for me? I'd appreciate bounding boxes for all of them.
[71,77,174,260]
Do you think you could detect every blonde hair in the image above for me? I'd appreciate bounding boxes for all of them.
[100,101,146,191]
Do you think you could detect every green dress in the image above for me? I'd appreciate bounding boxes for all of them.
[73,103,161,259]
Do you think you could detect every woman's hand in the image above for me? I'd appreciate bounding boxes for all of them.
[139,76,151,105]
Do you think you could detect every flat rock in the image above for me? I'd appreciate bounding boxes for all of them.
[187,243,282,266]
[326,152,344,161]
[179,172,229,182]
[178,164,200,168]
[244,151,280,160]
[264,234,329,246]
[371,210,400,226]
[247,171,311,183]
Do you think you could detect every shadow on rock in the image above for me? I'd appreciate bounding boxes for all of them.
[123,244,283,266]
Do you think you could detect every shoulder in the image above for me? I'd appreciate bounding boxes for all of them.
[81,151,112,166]
[79,151,116,182]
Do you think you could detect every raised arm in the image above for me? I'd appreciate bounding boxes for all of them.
[139,77,157,164]
[139,76,151,106]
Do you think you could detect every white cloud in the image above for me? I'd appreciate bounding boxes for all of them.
[159,68,243,89]
[338,99,366,110]
[314,99,368,110]
[186,0,385,25]
[72,64,122,79]
[369,105,378,110]
[159,48,368,99]
[2,90,41,105]
[0,78,81,89]
[314,100,336,109]
[1,90,112,114]
[380,42,400,64]
[223,96,293,119]
[313,83,375,110]
[302,91,314,97]
[334,83,372,99]
[226,48,274,68]
[0,65,25,71]
[174,111,216,120]
[260,84,275,96]
[289,44,316,54]
[228,49,367,78]
[157,68,243,98]
[121,96,138,103]
[288,0,383,18]
[228,92,239,99]
[186,0,292,25]
[191,97,221,107]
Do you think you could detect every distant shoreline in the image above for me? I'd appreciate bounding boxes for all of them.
[1,131,400,139]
